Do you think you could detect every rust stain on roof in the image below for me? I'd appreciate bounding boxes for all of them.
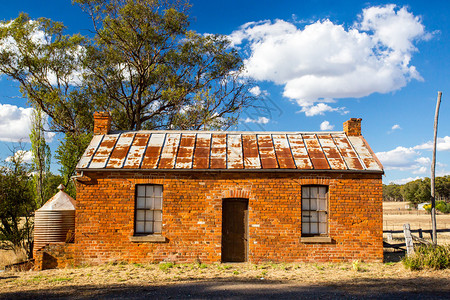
[158,133,180,169]
[210,134,227,169]
[303,135,330,170]
[141,133,165,169]
[257,135,278,169]
[106,133,135,168]
[317,134,347,170]
[273,134,296,169]
[242,135,261,169]
[123,133,150,169]
[193,133,211,169]
[175,134,195,169]
[77,131,383,172]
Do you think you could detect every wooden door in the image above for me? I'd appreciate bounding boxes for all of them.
[222,198,248,262]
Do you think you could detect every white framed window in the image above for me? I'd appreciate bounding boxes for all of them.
[135,185,163,235]
[301,185,328,236]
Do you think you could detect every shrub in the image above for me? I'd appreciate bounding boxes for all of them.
[436,201,450,213]
[402,245,450,270]
[159,262,174,271]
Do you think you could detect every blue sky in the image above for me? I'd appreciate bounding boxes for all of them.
[0,0,449,184]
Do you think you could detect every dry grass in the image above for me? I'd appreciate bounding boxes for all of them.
[1,261,449,296]
[0,249,27,269]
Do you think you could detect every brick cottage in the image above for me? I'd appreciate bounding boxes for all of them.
[34,113,384,268]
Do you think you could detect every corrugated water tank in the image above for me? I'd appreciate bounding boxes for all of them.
[34,184,76,251]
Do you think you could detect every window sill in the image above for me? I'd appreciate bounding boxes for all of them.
[301,236,332,243]
[129,235,167,243]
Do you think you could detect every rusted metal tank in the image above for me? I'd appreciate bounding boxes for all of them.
[34,184,76,251]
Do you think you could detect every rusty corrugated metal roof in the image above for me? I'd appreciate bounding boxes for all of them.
[76,131,383,172]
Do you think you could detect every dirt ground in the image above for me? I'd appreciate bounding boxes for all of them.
[1,203,449,299]
[1,261,450,299]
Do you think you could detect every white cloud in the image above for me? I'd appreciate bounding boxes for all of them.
[376,146,420,170]
[376,135,450,177]
[391,124,401,130]
[231,5,428,115]
[390,176,422,185]
[5,150,33,164]
[242,116,270,124]
[414,136,450,151]
[0,104,33,142]
[300,103,348,117]
[249,86,262,96]
[320,120,334,130]
[0,104,55,142]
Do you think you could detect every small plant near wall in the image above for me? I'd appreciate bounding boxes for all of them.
[402,245,450,270]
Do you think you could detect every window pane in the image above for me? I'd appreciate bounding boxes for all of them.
[318,186,327,196]
[145,222,153,233]
[302,199,310,210]
[137,185,146,197]
[154,211,162,222]
[146,197,154,209]
[319,212,327,222]
[136,210,145,221]
[146,185,154,197]
[154,222,162,233]
[154,185,162,197]
[319,222,327,234]
[154,197,162,210]
[310,187,318,199]
[310,211,318,222]
[136,197,146,209]
[310,223,319,234]
[146,210,154,221]
[136,221,145,233]
[302,187,310,198]
[302,222,310,234]
[310,199,317,210]
[318,199,327,210]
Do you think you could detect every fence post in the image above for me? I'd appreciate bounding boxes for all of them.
[418,228,423,239]
[403,223,414,255]
[387,233,393,242]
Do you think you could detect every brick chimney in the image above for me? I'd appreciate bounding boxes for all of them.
[93,111,112,135]
[343,118,362,136]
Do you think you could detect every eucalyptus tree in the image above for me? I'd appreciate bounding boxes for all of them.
[0,0,254,193]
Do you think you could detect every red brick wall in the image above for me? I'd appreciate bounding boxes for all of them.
[72,171,382,265]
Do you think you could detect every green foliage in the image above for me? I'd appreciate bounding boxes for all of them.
[29,107,52,207]
[402,245,450,270]
[421,201,449,214]
[436,201,450,213]
[0,147,36,258]
[401,178,431,206]
[1,0,254,184]
[77,0,253,131]
[55,132,92,198]
[0,12,92,134]
[159,262,174,271]
[383,183,403,201]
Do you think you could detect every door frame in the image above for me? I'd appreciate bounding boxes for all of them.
[221,198,249,262]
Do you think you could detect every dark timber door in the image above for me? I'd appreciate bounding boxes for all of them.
[222,198,248,262]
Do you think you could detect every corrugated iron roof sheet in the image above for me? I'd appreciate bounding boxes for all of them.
[76,131,383,172]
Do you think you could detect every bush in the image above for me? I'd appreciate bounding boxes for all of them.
[424,201,450,214]
[436,201,450,213]
[402,245,450,270]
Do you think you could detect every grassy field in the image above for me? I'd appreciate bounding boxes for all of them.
[1,261,449,298]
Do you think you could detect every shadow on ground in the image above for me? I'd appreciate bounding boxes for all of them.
[1,276,449,300]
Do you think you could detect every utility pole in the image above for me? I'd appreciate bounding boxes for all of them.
[431,91,442,246]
